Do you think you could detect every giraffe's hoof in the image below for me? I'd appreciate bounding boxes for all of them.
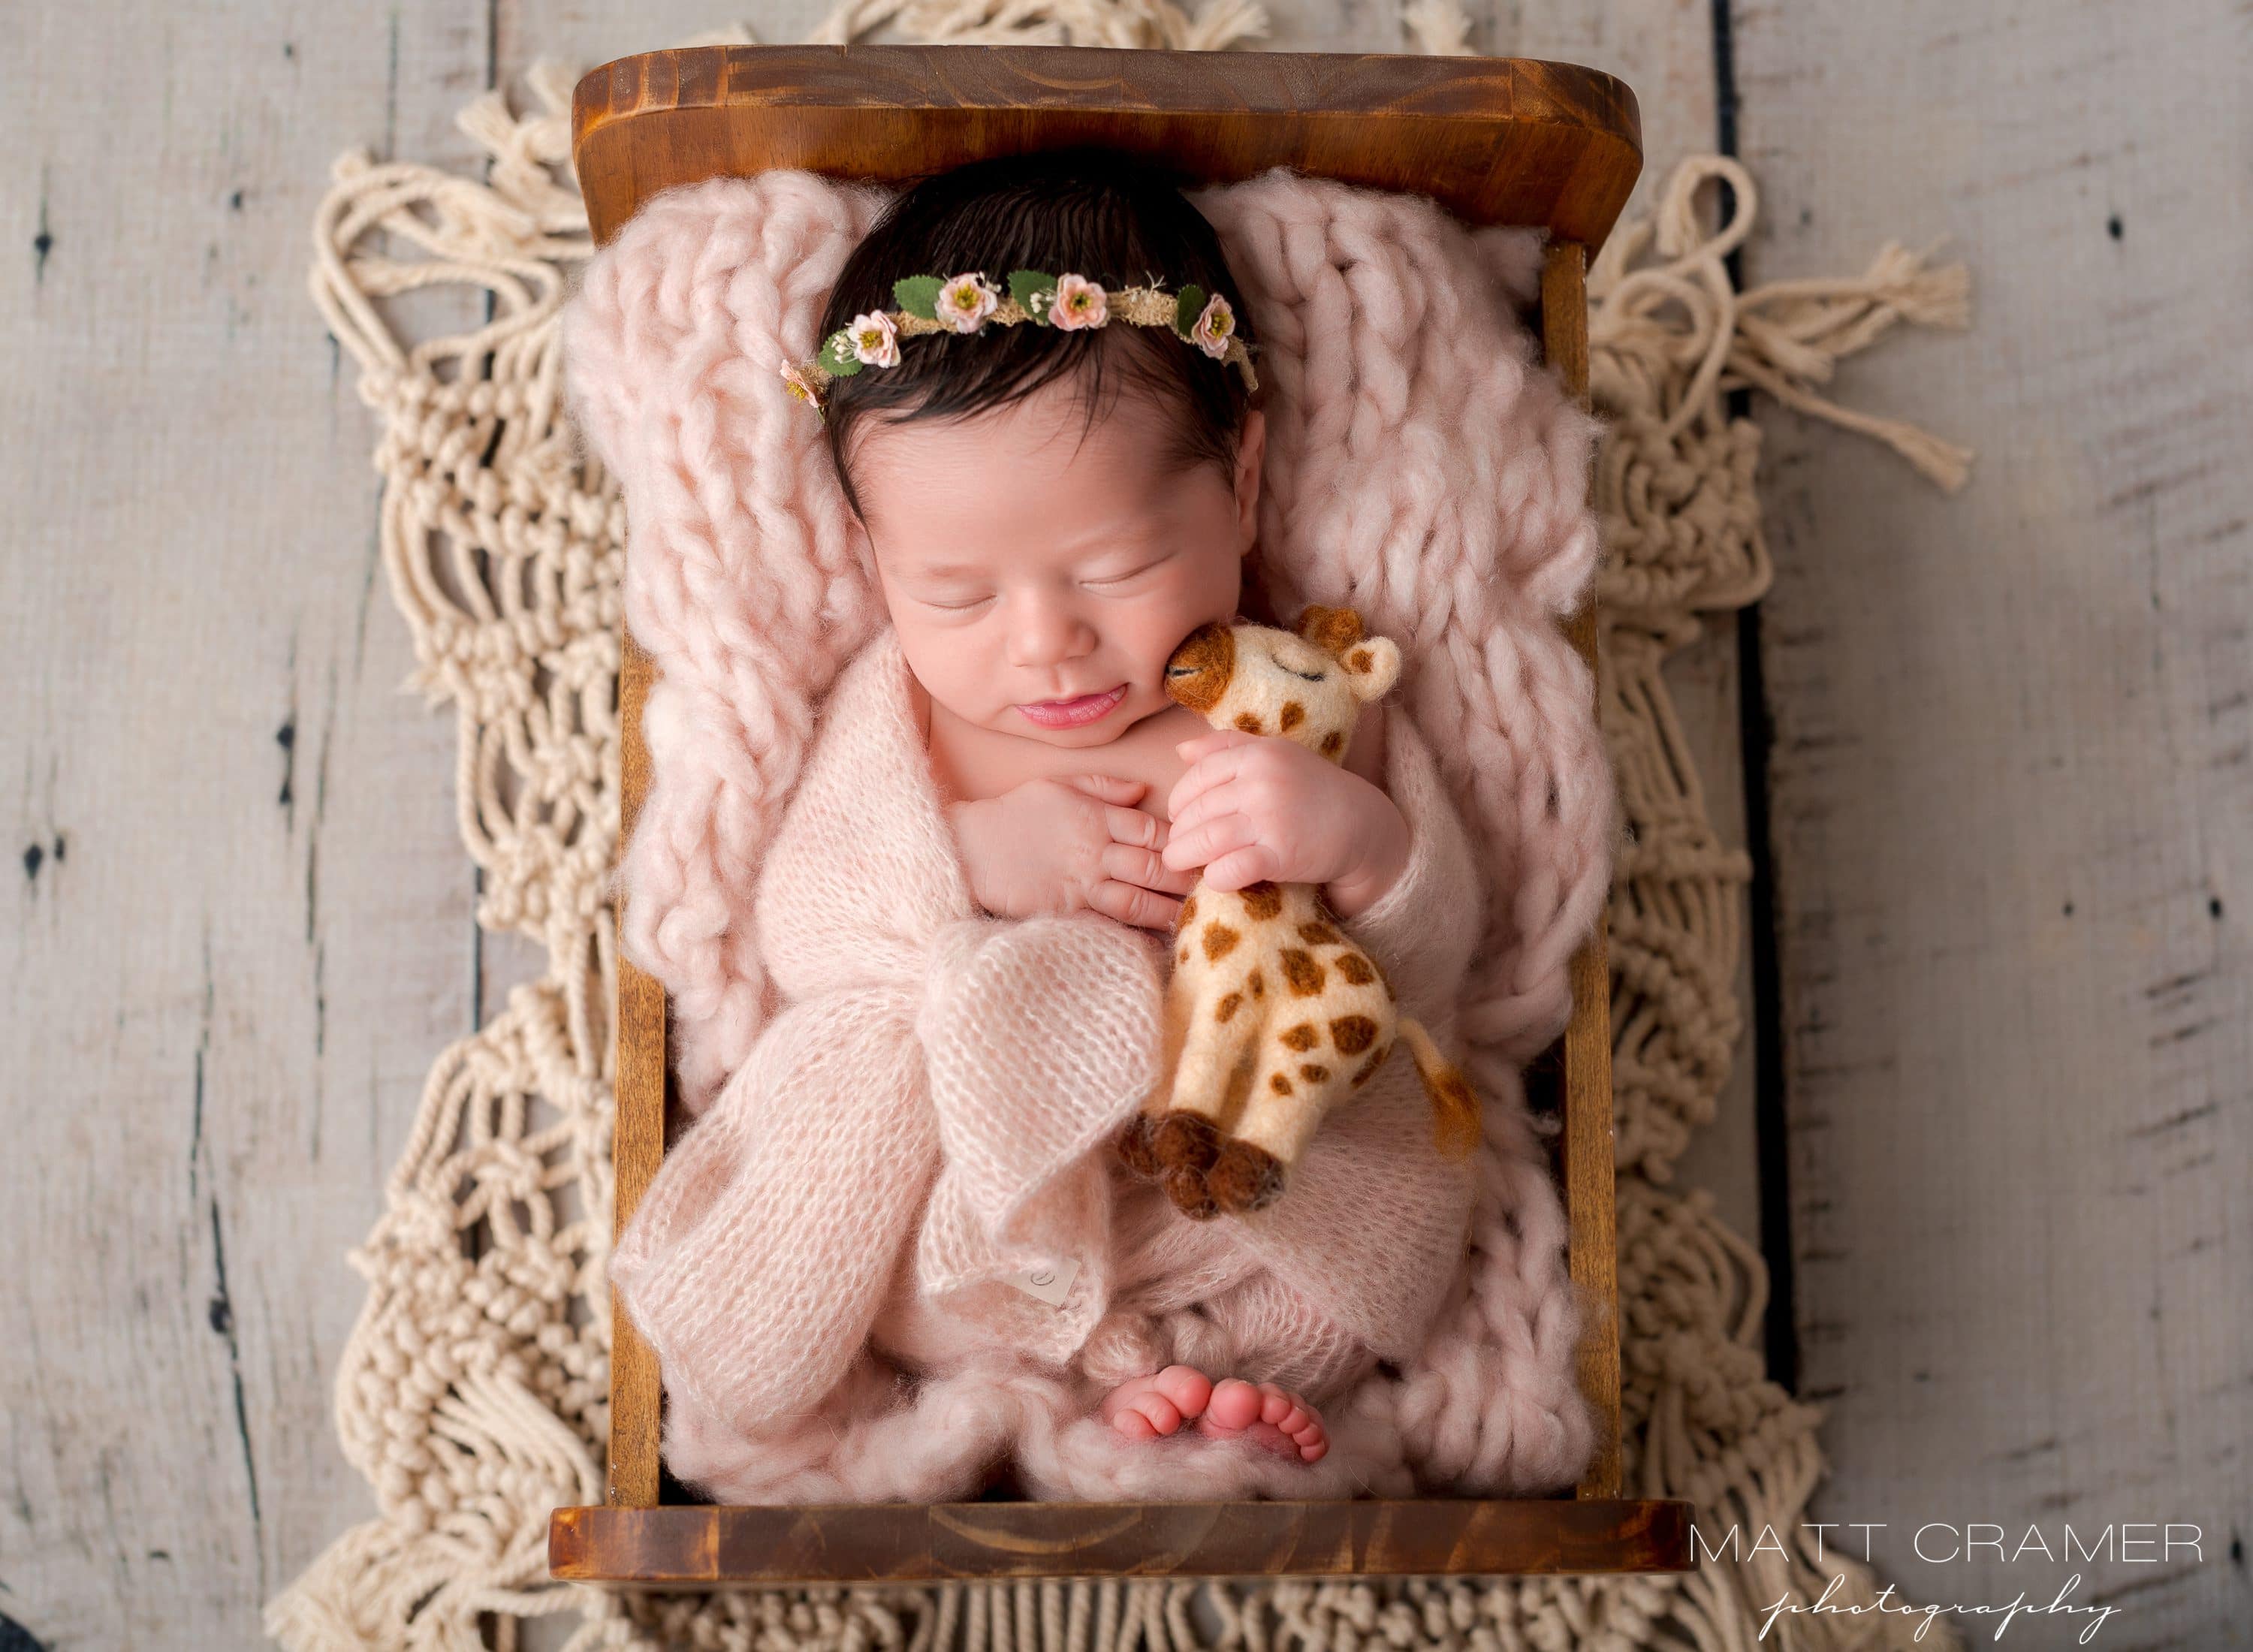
[1116,1114,1163,1178]
[1208,1140,1287,1213]
[1152,1110,1223,1173]
[1163,1164,1220,1220]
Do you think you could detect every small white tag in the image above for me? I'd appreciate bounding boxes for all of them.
[1003,1257,1081,1308]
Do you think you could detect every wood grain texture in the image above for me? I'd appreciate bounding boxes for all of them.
[572,45,1642,254]
[1541,240,1624,1504]
[0,4,492,1646]
[550,1498,1693,1583]
[610,632,665,1508]
[1734,0,2251,1635]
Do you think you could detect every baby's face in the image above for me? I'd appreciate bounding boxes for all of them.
[849,371,1266,749]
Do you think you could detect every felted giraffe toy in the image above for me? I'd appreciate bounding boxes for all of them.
[1118,605,1482,1219]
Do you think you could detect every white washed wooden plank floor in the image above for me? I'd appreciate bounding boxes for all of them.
[5,0,2243,1645]
[1733,1,2251,1638]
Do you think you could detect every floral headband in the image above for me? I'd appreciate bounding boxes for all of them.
[780,269,1259,417]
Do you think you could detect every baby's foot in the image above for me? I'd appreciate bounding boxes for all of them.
[1199,1376,1329,1463]
[1099,1366,1328,1463]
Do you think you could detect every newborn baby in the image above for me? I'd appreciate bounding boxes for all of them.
[820,152,1478,1471]
[859,371,1407,1464]
[611,147,1505,1503]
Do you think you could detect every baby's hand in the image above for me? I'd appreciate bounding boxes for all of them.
[947,776,1199,930]
[1162,729,1410,915]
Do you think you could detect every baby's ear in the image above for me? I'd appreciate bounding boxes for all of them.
[1341,635,1401,701]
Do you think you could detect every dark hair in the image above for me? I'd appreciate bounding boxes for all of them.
[816,146,1259,523]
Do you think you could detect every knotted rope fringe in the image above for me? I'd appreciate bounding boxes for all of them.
[268,18,1974,1650]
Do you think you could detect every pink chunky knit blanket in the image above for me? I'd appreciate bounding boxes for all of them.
[561,167,1617,1503]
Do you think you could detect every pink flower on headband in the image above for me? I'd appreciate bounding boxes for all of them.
[847,310,900,366]
[779,363,825,405]
[1190,293,1236,360]
[937,273,1001,334]
[1049,273,1108,330]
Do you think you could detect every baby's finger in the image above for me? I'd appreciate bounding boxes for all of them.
[1063,773,1148,804]
[1168,740,1259,818]
[1100,842,1201,897]
[1162,809,1259,872]
[1166,777,1241,840]
[1174,728,1260,763]
[1101,803,1166,851]
[1087,879,1184,932]
[1202,843,1280,891]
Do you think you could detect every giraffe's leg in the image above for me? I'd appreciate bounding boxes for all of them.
[1118,966,1199,1179]
[1149,979,1259,1216]
[1209,1010,1383,1214]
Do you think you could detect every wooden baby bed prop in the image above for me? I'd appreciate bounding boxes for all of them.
[553,41,1694,1586]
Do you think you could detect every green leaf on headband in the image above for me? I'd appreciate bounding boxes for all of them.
[818,332,863,376]
[1008,270,1055,321]
[1175,283,1208,336]
[893,276,943,320]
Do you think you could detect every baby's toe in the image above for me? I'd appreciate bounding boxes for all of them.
[1255,1383,1307,1433]
[1130,1393,1185,1435]
[1150,1364,1214,1420]
[1205,1377,1265,1432]
[1108,1407,1159,1442]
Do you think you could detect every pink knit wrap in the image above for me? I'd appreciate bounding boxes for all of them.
[562,167,1616,1503]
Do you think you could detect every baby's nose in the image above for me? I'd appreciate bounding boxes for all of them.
[1006,604,1096,663]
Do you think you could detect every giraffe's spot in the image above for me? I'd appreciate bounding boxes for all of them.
[1297,921,1342,947]
[1348,647,1373,673]
[1335,951,1377,984]
[1320,730,1344,757]
[1268,1071,1294,1096]
[1279,948,1326,996]
[1298,1063,1331,1083]
[1350,1054,1382,1087]
[1278,1021,1320,1051]
[1234,711,1263,734]
[1329,1014,1380,1054]
[1177,894,1197,930]
[1238,881,1283,920]
[1202,922,1241,962]
[1178,946,1189,963]
[1214,991,1244,1023]
[1279,701,1305,731]
[1247,969,1264,998]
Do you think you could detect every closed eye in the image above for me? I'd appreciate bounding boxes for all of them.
[1087,554,1169,589]
[1286,667,1326,682]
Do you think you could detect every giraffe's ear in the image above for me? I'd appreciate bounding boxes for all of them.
[1339,635,1401,701]
[1297,604,1365,659]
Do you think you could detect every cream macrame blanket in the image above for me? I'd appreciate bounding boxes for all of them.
[270,14,1973,1651]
